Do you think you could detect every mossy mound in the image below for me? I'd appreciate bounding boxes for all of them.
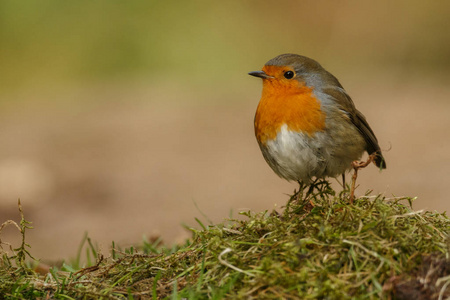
[1,182,449,299]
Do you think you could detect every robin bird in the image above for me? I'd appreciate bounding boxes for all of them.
[249,54,386,189]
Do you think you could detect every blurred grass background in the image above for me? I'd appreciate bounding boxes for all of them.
[1,1,449,96]
[0,0,449,260]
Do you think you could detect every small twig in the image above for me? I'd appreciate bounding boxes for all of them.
[222,227,243,235]
[0,220,22,233]
[349,154,376,204]
[343,239,388,263]
[390,210,424,220]
[74,254,104,278]
[0,220,22,255]
[437,275,450,300]
[218,248,254,277]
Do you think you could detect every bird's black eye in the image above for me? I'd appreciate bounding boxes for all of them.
[284,71,294,79]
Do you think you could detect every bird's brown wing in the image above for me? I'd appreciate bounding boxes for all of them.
[323,85,386,169]
[353,109,386,168]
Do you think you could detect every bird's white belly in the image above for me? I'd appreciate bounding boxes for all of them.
[258,124,365,182]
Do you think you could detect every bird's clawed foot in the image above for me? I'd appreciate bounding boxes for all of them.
[293,178,332,205]
[349,154,376,204]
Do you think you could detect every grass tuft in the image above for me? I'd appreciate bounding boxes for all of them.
[0,182,449,299]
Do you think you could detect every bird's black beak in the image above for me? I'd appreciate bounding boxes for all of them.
[248,70,272,79]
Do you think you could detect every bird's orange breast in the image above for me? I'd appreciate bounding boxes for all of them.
[254,67,326,145]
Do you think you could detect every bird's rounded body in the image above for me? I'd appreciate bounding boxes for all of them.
[251,54,385,183]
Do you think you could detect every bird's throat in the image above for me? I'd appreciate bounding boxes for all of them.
[254,81,326,145]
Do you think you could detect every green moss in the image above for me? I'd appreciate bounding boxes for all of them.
[1,182,449,299]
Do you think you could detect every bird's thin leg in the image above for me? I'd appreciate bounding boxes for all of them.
[306,184,315,196]
[295,181,301,202]
[304,178,319,206]
[349,154,376,204]
[341,173,346,188]
[306,178,318,196]
[293,180,306,202]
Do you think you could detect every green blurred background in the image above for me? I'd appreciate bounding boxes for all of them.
[1,1,449,96]
[0,1,449,260]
